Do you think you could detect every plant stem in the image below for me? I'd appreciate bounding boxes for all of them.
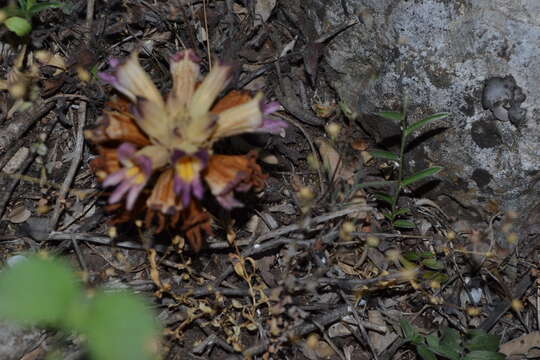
[391,118,407,218]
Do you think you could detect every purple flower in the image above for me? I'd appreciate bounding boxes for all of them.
[103,143,153,210]
[172,149,209,207]
[257,101,287,134]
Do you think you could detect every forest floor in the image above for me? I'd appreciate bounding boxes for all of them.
[0,1,537,359]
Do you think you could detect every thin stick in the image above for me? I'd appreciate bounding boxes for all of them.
[48,102,87,231]
[203,0,212,69]
[48,0,94,232]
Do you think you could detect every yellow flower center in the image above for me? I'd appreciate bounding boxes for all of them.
[126,166,146,184]
[175,156,200,182]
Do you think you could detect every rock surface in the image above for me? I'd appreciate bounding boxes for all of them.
[0,321,44,360]
[283,0,540,228]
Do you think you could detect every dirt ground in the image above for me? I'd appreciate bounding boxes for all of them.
[0,1,537,359]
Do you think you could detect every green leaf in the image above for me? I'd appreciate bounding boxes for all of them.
[419,251,435,258]
[4,16,32,36]
[399,256,418,270]
[376,111,405,122]
[17,0,29,11]
[393,219,416,229]
[422,271,449,283]
[404,112,449,138]
[440,328,461,350]
[433,345,461,360]
[417,344,438,360]
[403,251,421,261]
[370,150,399,161]
[466,330,500,352]
[355,180,396,189]
[25,0,36,11]
[83,292,160,360]
[0,256,82,325]
[393,207,411,217]
[425,334,439,348]
[463,351,505,360]
[400,319,419,343]
[401,166,443,187]
[375,192,394,206]
[421,258,445,270]
[28,2,63,15]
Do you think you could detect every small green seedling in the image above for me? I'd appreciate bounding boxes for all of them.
[0,255,160,360]
[400,319,505,360]
[401,251,449,284]
[1,0,64,36]
[370,110,448,229]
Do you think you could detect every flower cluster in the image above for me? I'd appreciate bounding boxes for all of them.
[85,50,285,251]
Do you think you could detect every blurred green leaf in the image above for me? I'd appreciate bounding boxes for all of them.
[403,251,421,261]
[375,192,394,206]
[417,344,437,360]
[404,112,449,138]
[466,330,500,352]
[463,351,505,360]
[421,258,445,270]
[375,111,405,122]
[401,166,443,187]
[355,180,396,189]
[0,256,82,325]
[83,292,159,360]
[400,319,421,344]
[370,150,399,161]
[28,2,63,15]
[399,256,417,270]
[4,16,32,36]
[393,219,416,229]
[440,328,461,350]
[393,208,411,217]
[425,334,439,348]
[422,271,449,283]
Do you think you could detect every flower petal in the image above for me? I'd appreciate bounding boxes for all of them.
[210,90,252,114]
[215,193,244,209]
[89,147,120,181]
[172,150,208,207]
[190,61,231,119]
[84,109,150,146]
[126,183,145,210]
[100,52,164,107]
[117,142,137,163]
[147,169,182,214]
[131,96,171,145]
[204,152,266,209]
[257,116,288,134]
[103,169,126,187]
[108,180,131,204]
[135,144,170,170]
[211,93,264,140]
[167,50,200,116]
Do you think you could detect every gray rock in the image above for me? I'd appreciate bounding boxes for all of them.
[0,321,44,360]
[282,0,540,227]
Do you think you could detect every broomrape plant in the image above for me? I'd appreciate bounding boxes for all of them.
[85,50,286,251]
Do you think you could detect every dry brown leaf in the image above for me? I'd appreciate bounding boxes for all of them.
[6,204,31,224]
[337,261,358,276]
[316,138,341,178]
[500,331,540,358]
[351,138,369,151]
[254,0,276,25]
[368,310,398,354]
